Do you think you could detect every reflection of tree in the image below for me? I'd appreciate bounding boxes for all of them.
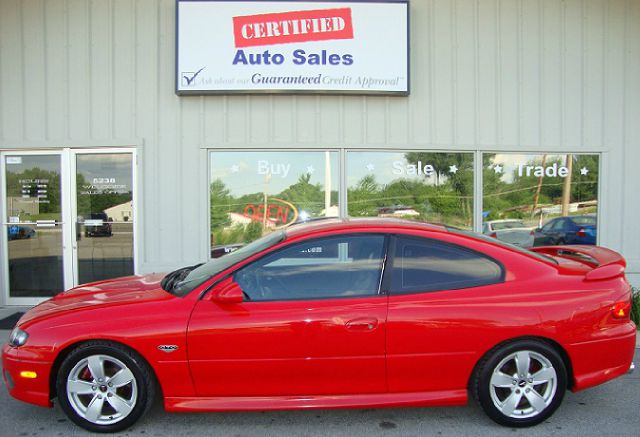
[6,167,61,218]
[209,176,337,245]
[210,179,231,230]
[404,152,470,186]
[403,152,474,226]
[346,153,474,228]
[572,155,598,201]
[483,155,599,221]
[78,191,132,216]
[76,173,132,217]
[347,175,380,216]
[278,173,325,215]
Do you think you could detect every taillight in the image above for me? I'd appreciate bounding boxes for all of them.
[576,228,587,237]
[489,232,497,238]
[612,301,631,319]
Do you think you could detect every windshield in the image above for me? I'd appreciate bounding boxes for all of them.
[169,230,286,297]
[447,227,557,265]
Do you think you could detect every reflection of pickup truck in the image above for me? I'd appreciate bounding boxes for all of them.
[483,219,534,248]
[84,212,113,237]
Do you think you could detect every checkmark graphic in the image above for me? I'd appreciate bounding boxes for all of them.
[182,67,205,86]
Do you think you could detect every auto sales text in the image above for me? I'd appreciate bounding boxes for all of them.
[233,49,353,66]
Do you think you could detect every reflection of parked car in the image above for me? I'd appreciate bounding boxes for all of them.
[210,243,244,258]
[84,212,112,237]
[378,204,420,217]
[533,215,597,246]
[7,225,36,241]
[4,219,635,432]
[483,219,534,247]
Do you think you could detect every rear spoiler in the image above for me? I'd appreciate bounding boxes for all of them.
[529,245,626,281]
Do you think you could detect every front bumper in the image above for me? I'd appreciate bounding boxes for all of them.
[2,344,53,408]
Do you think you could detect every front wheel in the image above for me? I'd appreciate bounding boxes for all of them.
[473,340,567,427]
[56,341,155,433]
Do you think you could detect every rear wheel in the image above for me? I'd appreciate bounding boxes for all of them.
[56,341,154,433]
[474,340,567,427]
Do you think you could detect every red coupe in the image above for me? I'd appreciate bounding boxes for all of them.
[2,219,636,432]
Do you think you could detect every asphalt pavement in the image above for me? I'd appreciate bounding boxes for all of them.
[1,328,638,437]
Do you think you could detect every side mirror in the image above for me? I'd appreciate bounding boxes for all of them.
[208,277,244,304]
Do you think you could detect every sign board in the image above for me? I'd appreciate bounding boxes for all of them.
[176,0,409,95]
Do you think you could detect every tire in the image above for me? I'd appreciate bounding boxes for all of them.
[56,341,155,433]
[473,339,567,427]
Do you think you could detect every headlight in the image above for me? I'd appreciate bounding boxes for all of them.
[8,327,28,347]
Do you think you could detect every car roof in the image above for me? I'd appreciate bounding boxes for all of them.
[284,217,448,238]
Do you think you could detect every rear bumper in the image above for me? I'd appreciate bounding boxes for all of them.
[568,324,636,392]
[2,344,53,408]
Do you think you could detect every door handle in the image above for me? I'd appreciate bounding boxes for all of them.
[345,318,378,331]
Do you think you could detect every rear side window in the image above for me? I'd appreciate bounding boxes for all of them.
[388,236,504,294]
[572,216,596,226]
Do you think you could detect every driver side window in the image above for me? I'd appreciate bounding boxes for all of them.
[234,234,386,301]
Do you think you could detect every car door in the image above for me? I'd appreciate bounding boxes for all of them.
[384,234,505,393]
[187,233,389,397]
[562,218,581,244]
[537,219,561,245]
[553,218,574,244]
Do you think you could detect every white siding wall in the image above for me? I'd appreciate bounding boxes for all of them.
[1,0,639,282]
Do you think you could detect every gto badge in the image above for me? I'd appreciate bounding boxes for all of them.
[157,345,179,353]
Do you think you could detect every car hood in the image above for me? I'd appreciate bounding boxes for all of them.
[18,273,171,327]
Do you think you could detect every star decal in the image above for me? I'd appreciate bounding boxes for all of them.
[493,164,503,174]
[306,165,315,174]
[449,164,458,174]
[580,167,589,176]
[366,163,375,172]
[230,164,240,173]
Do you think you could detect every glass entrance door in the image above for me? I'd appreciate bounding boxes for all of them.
[1,149,136,305]
[73,152,134,285]
[2,153,66,302]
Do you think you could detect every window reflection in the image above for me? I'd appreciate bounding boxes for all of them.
[209,151,339,255]
[346,151,474,229]
[4,155,64,297]
[483,153,599,247]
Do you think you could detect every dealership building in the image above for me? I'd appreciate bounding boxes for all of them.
[0,0,639,306]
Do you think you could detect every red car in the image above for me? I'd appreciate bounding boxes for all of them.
[2,219,636,433]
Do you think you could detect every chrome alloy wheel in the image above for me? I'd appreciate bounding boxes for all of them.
[489,350,557,419]
[66,354,138,425]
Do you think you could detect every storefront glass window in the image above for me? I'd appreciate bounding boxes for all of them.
[209,151,339,256]
[482,153,599,247]
[346,151,474,229]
